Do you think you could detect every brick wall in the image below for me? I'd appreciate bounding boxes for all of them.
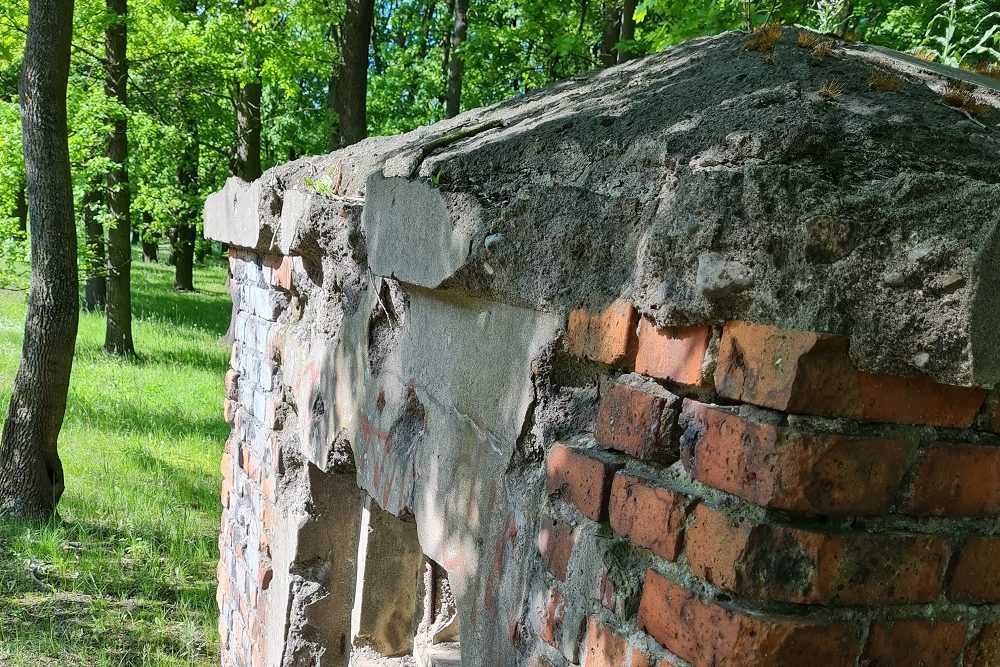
[217,249,292,667]
[534,299,1000,667]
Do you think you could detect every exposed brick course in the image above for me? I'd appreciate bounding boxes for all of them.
[546,444,618,521]
[903,443,1000,517]
[637,570,858,666]
[567,299,639,366]
[684,504,950,605]
[860,620,968,667]
[608,472,687,561]
[634,319,713,389]
[948,537,1000,603]
[595,377,680,464]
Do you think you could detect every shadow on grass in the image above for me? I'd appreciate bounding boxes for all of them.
[72,339,229,376]
[63,392,230,443]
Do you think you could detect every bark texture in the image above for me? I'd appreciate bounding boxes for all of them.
[234,79,262,181]
[0,0,78,522]
[330,0,374,149]
[174,118,198,291]
[83,180,106,311]
[104,0,135,357]
[445,0,468,119]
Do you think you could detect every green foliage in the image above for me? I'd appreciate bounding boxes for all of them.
[0,257,229,666]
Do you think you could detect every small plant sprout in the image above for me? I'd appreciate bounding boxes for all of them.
[843,30,860,43]
[913,49,939,62]
[819,79,844,100]
[797,30,820,48]
[744,24,783,52]
[867,69,905,92]
[812,40,836,59]
[941,79,990,120]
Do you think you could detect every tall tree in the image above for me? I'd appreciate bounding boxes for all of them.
[234,0,262,181]
[330,0,375,148]
[82,178,106,311]
[445,0,468,118]
[0,0,78,521]
[618,0,637,63]
[173,117,198,291]
[104,0,136,357]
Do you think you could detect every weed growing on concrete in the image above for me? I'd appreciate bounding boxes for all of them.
[744,24,783,52]
[812,41,836,59]
[867,69,905,92]
[819,80,845,100]
[797,30,819,48]
[942,80,990,120]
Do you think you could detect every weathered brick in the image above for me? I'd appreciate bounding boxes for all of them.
[860,620,967,667]
[224,398,237,424]
[546,444,618,521]
[637,570,858,666]
[679,400,911,515]
[225,369,239,400]
[567,299,639,366]
[634,319,713,388]
[582,617,652,667]
[540,588,567,647]
[263,254,293,291]
[609,472,687,561]
[538,519,578,580]
[965,622,1000,666]
[714,321,985,427]
[856,372,986,427]
[684,504,950,605]
[903,443,1000,517]
[948,538,1000,602]
[714,321,858,415]
[595,377,681,464]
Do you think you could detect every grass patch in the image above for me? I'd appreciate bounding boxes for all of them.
[0,254,229,666]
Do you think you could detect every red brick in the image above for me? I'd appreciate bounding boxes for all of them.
[714,321,858,415]
[714,321,985,427]
[948,538,1000,602]
[903,443,1000,517]
[546,444,617,521]
[965,622,1000,666]
[634,319,713,388]
[860,620,967,667]
[637,570,858,666]
[856,372,985,428]
[582,618,652,667]
[224,398,237,424]
[595,378,680,464]
[225,369,239,400]
[538,519,578,580]
[609,472,687,561]
[567,299,639,366]
[264,254,292,291]
[679,400,911,515]
[684,504,950,605]
[540,588,568,647]
[221,453,236,486]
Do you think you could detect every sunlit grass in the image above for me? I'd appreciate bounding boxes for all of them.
[0,253,229,666]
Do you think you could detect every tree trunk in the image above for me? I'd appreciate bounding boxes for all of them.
[83,181,106,311]
[141,211,158,262]
[617,0,637,63]
[445,0,468,119]
[13,176,26,233]
[234,79,262,181]
[599,1,622,67]
[0,0,78,522]
[104,0,135,358]
[330,0,374,149]
[174,117,198,292]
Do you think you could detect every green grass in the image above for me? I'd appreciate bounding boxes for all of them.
[0,255,230,667]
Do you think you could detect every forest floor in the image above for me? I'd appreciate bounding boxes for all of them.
[0,253,229,666]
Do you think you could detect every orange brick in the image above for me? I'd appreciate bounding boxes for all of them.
[595,378,680,464]
[538,519,578,580]
[679,400,911,515]
[634,319,713,388]
[637,570,858,666]
[609,472,687,561]
[714,321,985,427]
[948,538,1000,602]
[684,504,950,605]
[546,444,618,521]
[904,443,1000,517]
[965,622,1000,666]
[567,299,639,366]
[861,620,967,667]
[540,588,568,647]
[264,254,293,291]
[224,398,237,424]
[582,617,652,667]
